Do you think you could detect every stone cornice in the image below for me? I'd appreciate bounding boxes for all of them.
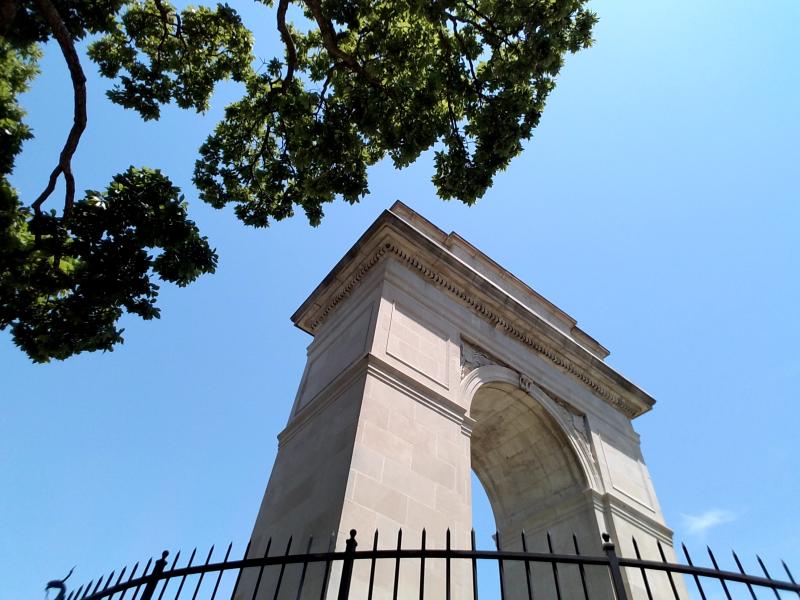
[292,206,655,418]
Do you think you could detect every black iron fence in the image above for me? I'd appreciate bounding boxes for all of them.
[49,530,800,600]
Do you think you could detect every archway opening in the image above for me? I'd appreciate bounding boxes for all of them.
[467,381,605,599]
[469,381,589,545]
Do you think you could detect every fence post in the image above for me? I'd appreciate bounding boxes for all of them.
[603,534,629,600]
[140,551,169,600]
[337,530,358,600]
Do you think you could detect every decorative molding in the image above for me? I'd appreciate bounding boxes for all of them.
[305,240,641,418]
[460,340,503,377]
[530,380,602,487]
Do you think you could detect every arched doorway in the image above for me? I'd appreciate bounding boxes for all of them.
[464,366,612,599]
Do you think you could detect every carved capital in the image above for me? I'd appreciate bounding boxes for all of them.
[519,373,533,393]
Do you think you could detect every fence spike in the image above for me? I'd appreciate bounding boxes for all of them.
[228,540,251,600]
[419,529,426,600]
[521,531,534,600]
[91,576,105,596]
[756,555,782,600]
[130,557,153,600]
[781,560,800,599]
[119,562,138,600]
[547,532,561,600]
[732,550,758,600]
[706,546,733,600]
[156,551,179,600]
[172,548,196,600]
[574,534,590,600]
[366,532,378,600]
[682,544,708,600]
[497,531,507,600]
[189,545,215,600]
[471,529,479,600]
[114,566,128,589]
[446,529,452,600]
[249,537,272,600]
[392,529,402,600]
[272,536,293,600]
[208,543,232,600]
[656,540,681,600]
[102,570,117,594]
[318,535,333,600]
[632,537,653,600]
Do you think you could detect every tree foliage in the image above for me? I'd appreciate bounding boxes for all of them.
[0,0,596,362]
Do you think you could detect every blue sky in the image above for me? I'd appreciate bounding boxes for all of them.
[2,1,799,598]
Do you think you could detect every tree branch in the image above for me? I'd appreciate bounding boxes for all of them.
[447,17,486,102]
[276,0,296,87]
[303,0,379,85]
[31,0,87,220]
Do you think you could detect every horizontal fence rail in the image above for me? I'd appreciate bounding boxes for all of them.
[48,530,800,600]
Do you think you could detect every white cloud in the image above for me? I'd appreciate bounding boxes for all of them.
[681,509,738,536]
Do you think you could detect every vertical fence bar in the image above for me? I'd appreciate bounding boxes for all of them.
[496,532,506,600]
[706,547,733,600]
[471,529,478,600]
[230,540,252,600]
[91,576,105,597]
[296,537,315,600]
[173,548,196,600]
[119,562,139,600]
[732,551,758,600]
[157,551,181,600]
[521,531,534,600]
[602,534,628,600]
[141,552,169,600]
[656,541,681,600]
[81,581,94,600]
[104,570,118,592]
[250,538,272,600]
[209,543,232,600]
[782,560,800,599]
[757,555,782,600]
[392,530,402,600]
[682,544,708,600]
[631,537,653,600]
[317,533,334,600]
[272,537,293,600]
[445,529,451,600]
[337,530,358,600]
[367,531,378,600]
[110,566,128,599]
[190,546,215,600]
[573,535,590,600]
[546,532,561,600]
[131,558,154,600]
[418,529,426,600]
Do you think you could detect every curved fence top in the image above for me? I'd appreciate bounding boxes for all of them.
[51,530,800,600]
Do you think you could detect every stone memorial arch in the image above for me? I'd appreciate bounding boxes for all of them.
[241,202,684,599]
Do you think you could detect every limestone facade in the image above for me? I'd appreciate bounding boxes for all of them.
[240,202,686,600]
